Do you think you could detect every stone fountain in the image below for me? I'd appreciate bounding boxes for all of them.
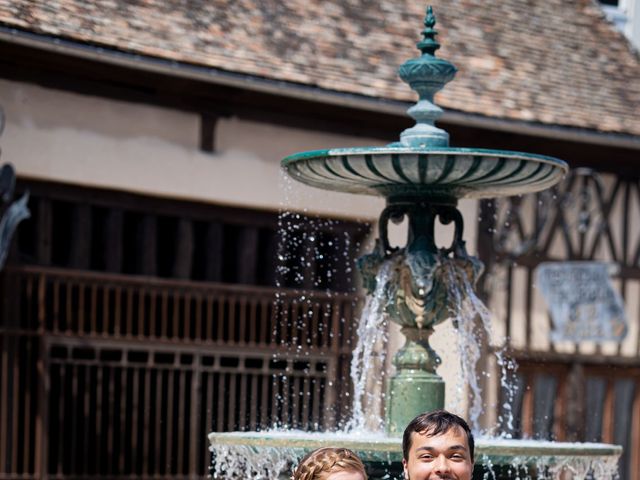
[209,7,622,479]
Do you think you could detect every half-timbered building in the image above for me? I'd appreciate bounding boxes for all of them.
[1,1,639,478]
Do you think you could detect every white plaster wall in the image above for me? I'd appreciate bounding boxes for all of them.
[0,78,387,219]
[0,78,478,415]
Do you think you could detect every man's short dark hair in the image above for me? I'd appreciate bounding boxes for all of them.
[402,410,474,461]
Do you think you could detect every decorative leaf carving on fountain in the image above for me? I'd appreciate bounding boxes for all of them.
[357,201,484,334]
[399,62,457,84]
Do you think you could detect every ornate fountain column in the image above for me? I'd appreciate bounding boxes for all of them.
[356,8,482,434]
[282,6,567,436]
[358,192,483,434]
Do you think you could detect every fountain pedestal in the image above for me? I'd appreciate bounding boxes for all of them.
[358,196,484,433]
[386,326,444,435]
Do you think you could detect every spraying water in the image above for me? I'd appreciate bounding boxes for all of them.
[345,261,393,433]
[344,253,517,436]
[211,432,620,480]
[211,175,619,480]
[441,257,519,435]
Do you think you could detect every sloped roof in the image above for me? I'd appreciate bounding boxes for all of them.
[1,0,640,137]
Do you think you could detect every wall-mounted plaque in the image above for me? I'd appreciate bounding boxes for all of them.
[535,262,627,343]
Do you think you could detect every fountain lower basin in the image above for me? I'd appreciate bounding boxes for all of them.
[209,431,622,479]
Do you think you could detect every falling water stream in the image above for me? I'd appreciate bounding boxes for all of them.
[343,254,519,437]
[345,261,392,433]
[441,257,519,435]
[211,174,619,479]
[211,247,620,479]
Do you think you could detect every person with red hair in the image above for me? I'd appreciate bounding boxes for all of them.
[292,447,367,480]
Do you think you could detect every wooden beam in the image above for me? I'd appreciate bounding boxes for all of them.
[631,379,640,480]
[21,179,282,227]
[563,363,585,441]
[199,114,218,153]
[602,378,615,444]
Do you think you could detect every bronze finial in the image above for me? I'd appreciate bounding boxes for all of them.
[417,6,440,56]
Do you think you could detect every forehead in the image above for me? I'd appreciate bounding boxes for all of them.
[324,470,365,480]
[410,425,469,450]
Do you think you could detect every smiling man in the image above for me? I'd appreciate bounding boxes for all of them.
[402,410,474,480]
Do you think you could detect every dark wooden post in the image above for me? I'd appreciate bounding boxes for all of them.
[36,198,52,266]
[236,226,258,285]
[204,222,223,282]
[565,362,585,441]
[476,199,497,431]
[173,218,194,279]
[137,215,157,276]
[69,204,91,269]
[105,209,124,273]
[36,335,50,480]
[199,114,218,153]
[262,229,279,286]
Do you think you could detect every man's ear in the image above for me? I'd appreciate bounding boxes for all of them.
[402,458,408,479]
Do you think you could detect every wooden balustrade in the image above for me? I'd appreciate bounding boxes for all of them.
[0,265,360,479]
[2,265,357,350]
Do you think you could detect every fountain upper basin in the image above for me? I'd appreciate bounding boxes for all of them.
[282,147,568,201]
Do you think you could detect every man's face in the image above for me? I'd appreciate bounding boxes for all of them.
[402,427,473,480]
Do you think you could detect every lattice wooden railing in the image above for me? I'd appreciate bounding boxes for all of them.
[0,266,360,479]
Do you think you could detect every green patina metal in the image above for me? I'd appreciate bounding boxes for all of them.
[357,198,483,435]
[396,6,457,148]
[281,148,567,199]
[280,6,568,435]
[386,365,445,435]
